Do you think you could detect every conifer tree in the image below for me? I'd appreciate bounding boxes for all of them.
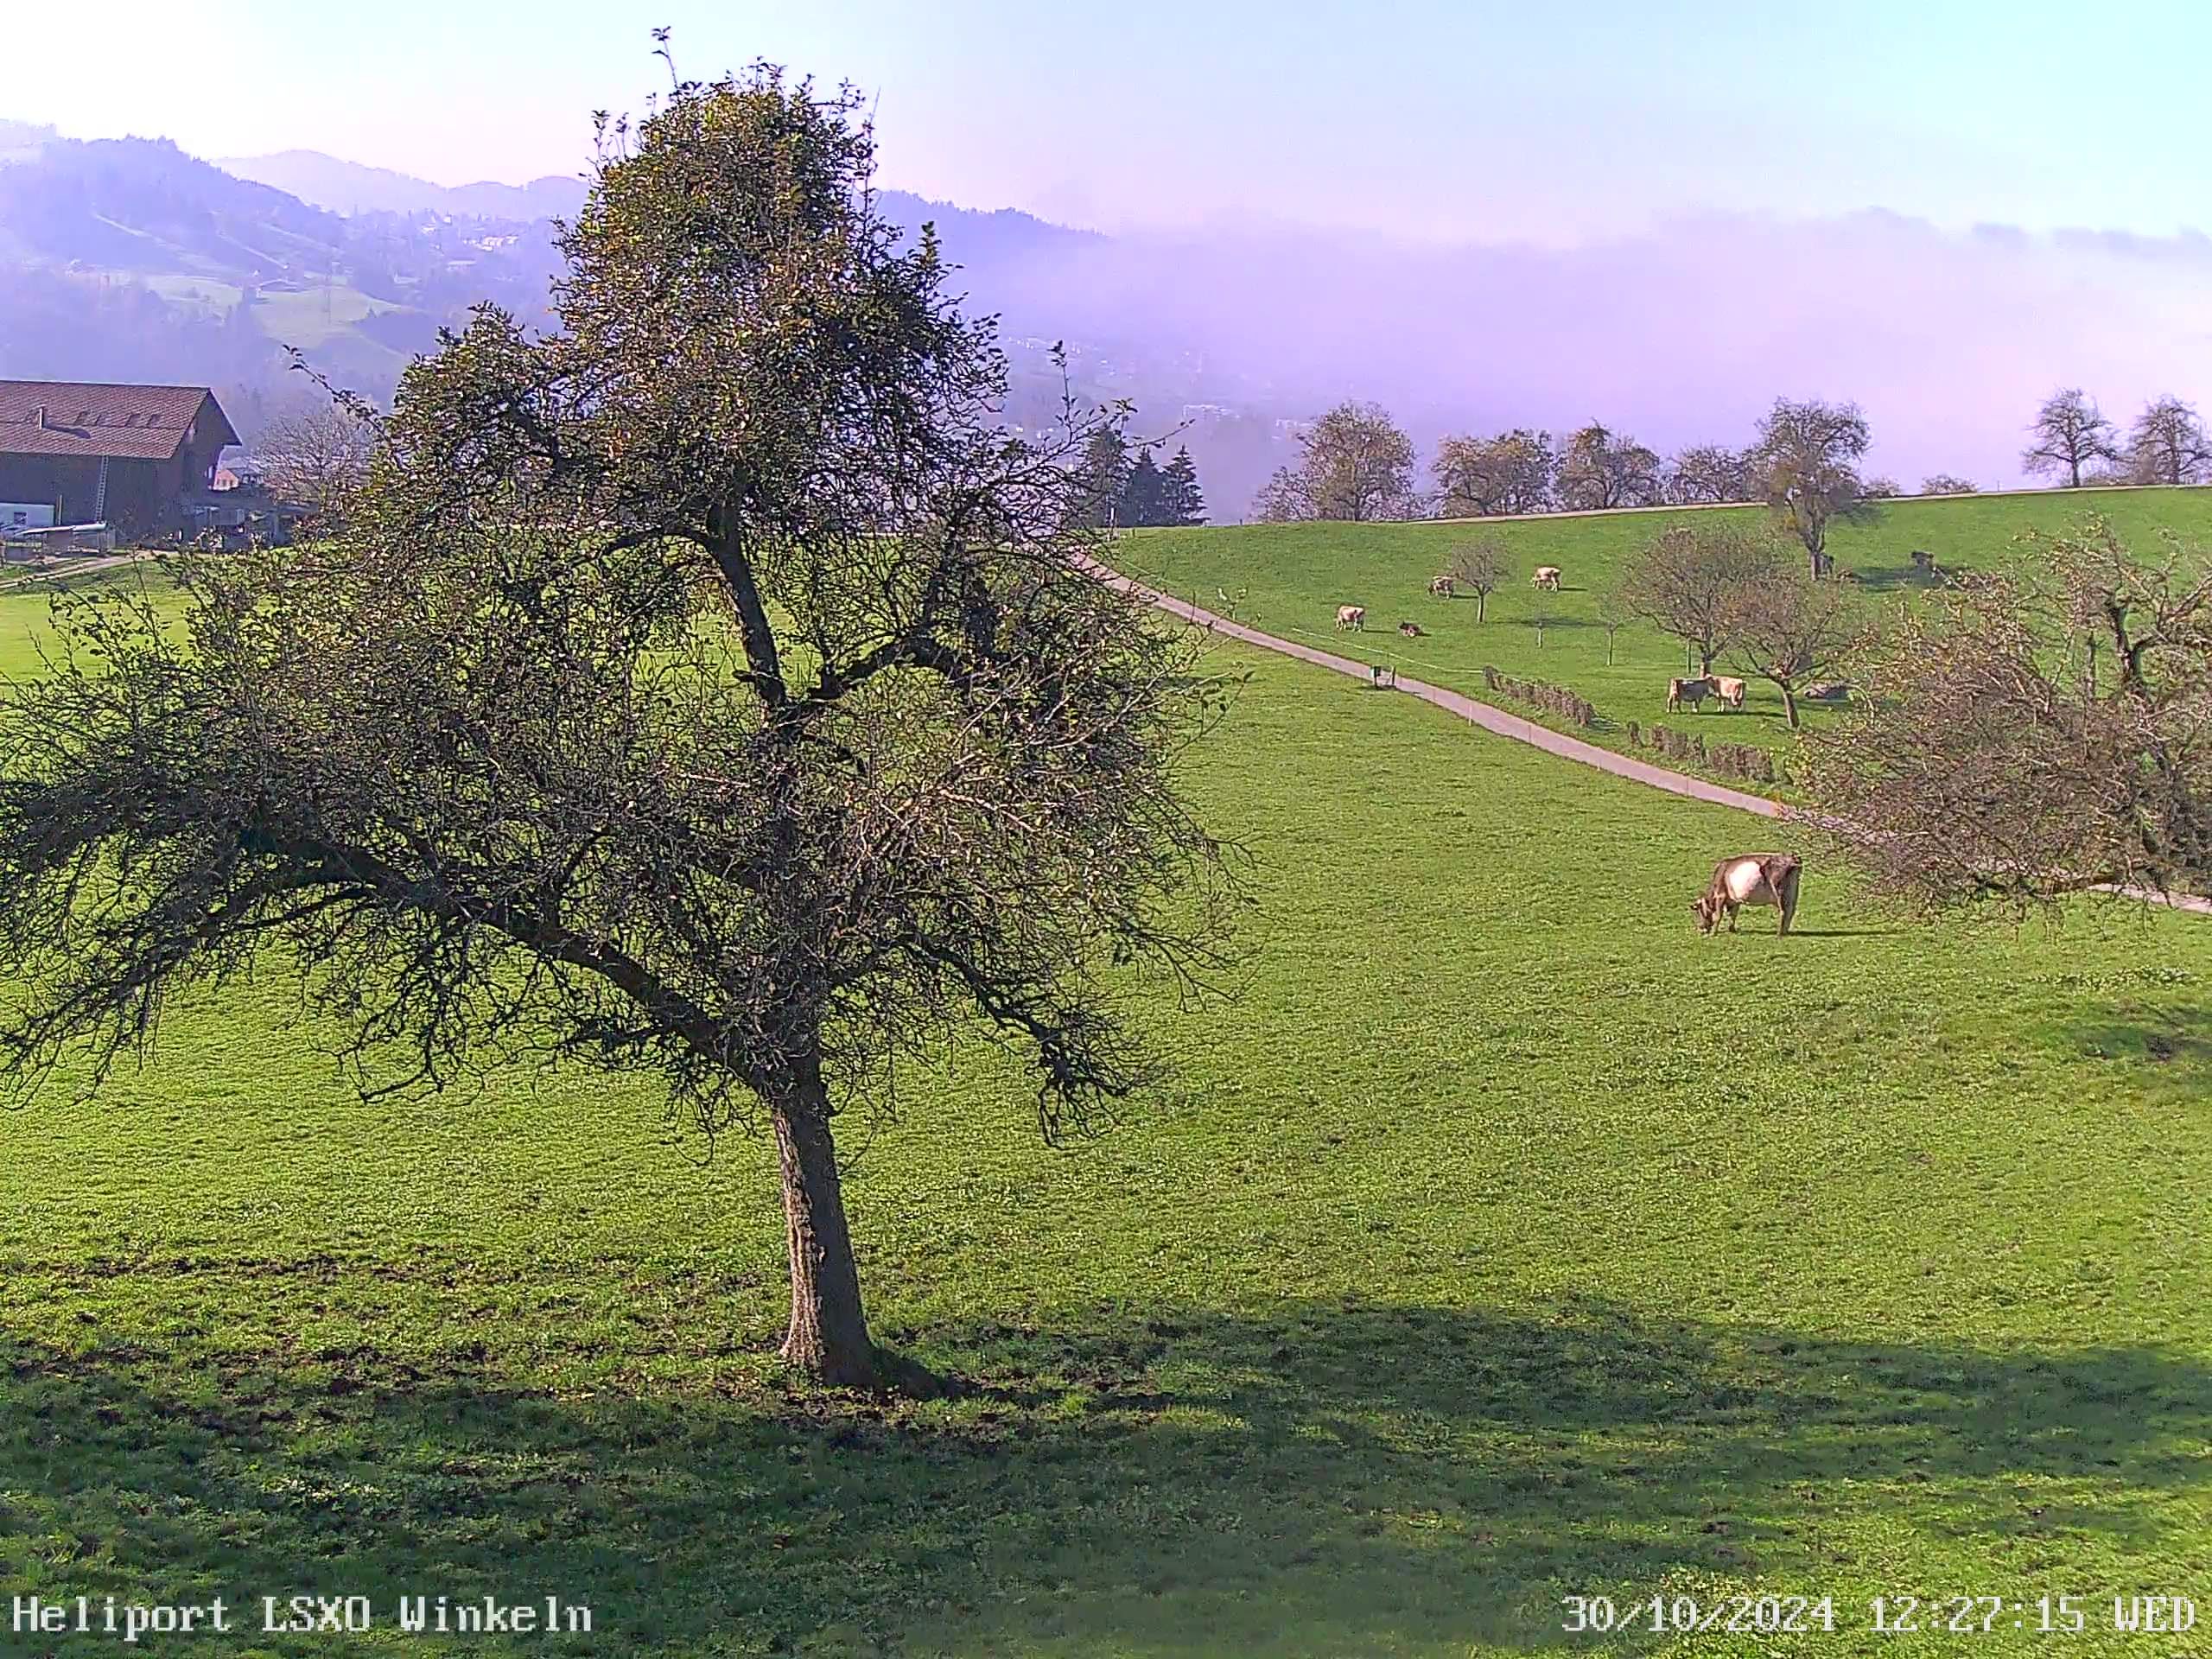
[1121,447,1166,527]
[1160,445,1206,524]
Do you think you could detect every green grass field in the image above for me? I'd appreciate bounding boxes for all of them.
[1118,488,2212,774]
[2,558,2208,1656]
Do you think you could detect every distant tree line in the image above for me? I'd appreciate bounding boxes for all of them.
[1074,430,1207,528]
[2023,388,2212,487]
[1260,394,1896,578]
[1253,385,2212,531]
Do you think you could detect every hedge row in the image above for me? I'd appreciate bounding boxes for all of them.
[1624,721,1781,784]
[1481,665,1597,728]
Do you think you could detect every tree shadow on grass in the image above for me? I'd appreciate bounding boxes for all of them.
[3,1295,2207,1656]
[2070,1006,2212,1081]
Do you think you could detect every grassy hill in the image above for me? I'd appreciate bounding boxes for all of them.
[1118,487,2212,779]
[2,574,2207,1654]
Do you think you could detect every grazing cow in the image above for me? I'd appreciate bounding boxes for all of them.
[1693,853,1802,937]
[1666,676,1717,713]
[1713,676,1747,711]
[1532,566,1563,590]
[1335,605,1366,632]
[1429,575,1455,599]
[1802,681,1851,703]
[1397,620,1426,638]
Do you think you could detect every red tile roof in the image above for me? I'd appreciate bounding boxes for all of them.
[0,381,239,461]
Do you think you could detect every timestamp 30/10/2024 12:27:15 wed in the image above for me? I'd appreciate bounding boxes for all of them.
[1560,1593,2201,1636]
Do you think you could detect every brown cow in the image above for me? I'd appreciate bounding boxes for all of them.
[1713,676,1747,710]
[1397,620,1427,638]
[1428,575,1455,599]
[1335,605,1366,631]
[1666,676,1716,713]
[1532,566,1563,590]
[1693,853,1802,937]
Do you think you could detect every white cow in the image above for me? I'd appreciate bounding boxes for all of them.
[1694,853,1802,936]
[1335,605,1366,631]
[1532,566,1563,590]
[1713,676,1747,710]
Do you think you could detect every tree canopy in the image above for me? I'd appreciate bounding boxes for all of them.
[1750,397,1874,577]
[1256,401,1417,523]
[1554,423,1662,512]
[2022,389,2120,489]
[1432,429,1554,517]
[1804,520,2212,910]
[0,64,1239,1390]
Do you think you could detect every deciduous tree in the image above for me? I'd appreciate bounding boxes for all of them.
[2128,397,2212,486]
[1445,537,1508,620]
[0,64,1240,1392]
[256,397,376,529]
[1256,402,1416,523]
[2021,389,2120,489]
[1723,562,1864,729]
[1621,520,1783,677]
[1432,428,1554,517]
[1555,423,1662,512]
[1750,397,1874,578]
[1664,444,1753,505]
[1919,474,1978,496]
[1803,519,2212,910]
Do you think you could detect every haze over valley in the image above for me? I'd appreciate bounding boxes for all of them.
[6,113,2209,516]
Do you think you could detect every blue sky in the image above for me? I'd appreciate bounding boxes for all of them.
[14,0,2209,243]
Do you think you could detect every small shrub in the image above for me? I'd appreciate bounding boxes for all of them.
[1483,669,1598,729]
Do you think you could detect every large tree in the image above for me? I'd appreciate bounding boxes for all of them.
[1256,401,1417,522]
[2128,397,2212,486]
[1750,397,1874,578]
[1432,428,1555,517]
[0,67,1238,1390]
[1722,561,1864,729]
[1803,520,2212,909]
[1664,444,1753,505]
[2021,388,2120,489]
[1554,423,1663,512]
[1621,520,1783,677]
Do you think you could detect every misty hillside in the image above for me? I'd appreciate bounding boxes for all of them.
[0,131,569,437]
[6,124,2205,511]
[220,150,591,221]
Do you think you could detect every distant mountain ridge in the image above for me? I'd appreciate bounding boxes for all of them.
[218,150,591,222]
[214,149,1103,270]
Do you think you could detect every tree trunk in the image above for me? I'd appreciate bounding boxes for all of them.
[771,1055,876,1388]
[1697,648,1714,677]
[1780,683,1801,730]
[1477,593,1486,622]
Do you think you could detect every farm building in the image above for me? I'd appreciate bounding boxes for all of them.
[0,379,239,539]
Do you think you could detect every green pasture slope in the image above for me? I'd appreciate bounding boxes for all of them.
[2,590,2210,1654]
[1120,487,2212,772]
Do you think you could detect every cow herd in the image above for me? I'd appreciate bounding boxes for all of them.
[1325,569,1814,941]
